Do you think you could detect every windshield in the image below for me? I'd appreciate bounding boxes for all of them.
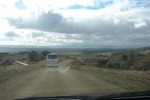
[0,0,150,100]
[48,55,58,59]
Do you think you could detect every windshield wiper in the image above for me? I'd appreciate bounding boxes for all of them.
[88,90,150,100]
[15,90,150,100]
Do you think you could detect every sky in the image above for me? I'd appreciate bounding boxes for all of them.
[0,0,150,48]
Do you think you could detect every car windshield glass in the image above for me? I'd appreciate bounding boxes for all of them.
[0,0,150,100]
[48,55,57,59]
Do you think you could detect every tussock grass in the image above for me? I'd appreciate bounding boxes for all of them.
[71,65,150,92]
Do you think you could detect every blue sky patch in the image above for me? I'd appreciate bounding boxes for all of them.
[68,0,113,10]
[14,0,26,10]
[136,0,150,8]
[68,0,150,10]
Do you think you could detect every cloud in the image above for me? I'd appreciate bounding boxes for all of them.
[22,0,97,9]
[129,35,150,45]
[1,0,150,47]
[5,31,20,37]
[134,22,147,28]
[6,9,150,35]
[7,11,65,32]
[31,32,46,38]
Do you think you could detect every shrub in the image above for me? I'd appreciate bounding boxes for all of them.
[28,51,39,62]
[41,50,50,56]
[121,54,128,61]
[96,59,109,67]
[105,51,150,70]
[0,60,12,66]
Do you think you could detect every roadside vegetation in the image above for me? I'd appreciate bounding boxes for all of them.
[68,50,150,91]
[106,51,150,70]
[1,49,150,71]
[0,50,50,67]
[0,52,28,66]
[70,50,150,71]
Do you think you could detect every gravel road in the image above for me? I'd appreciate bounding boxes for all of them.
[0,60,126,100]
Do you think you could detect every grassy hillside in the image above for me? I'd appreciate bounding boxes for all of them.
[70,50,150,71]
[106,51,150,70]
[0,52,28,66]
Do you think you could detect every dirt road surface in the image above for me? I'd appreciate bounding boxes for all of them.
[0,60,126,100]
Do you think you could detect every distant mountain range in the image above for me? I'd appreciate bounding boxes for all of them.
[137,46,150,50]
[0,45,150,53]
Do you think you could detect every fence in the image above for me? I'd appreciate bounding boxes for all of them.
[0,64,45,70]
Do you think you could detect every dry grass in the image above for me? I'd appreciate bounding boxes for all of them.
[138,50,150,54]
[67,52,150,92]
[0,59,47,78]
[0,57,66,77]
[71,65,150,92]
[0,53,28,62]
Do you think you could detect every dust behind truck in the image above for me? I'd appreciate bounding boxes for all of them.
[47,53,58,67]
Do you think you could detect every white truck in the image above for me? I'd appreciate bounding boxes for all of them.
[47,53,58,67]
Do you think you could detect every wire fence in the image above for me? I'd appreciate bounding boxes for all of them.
[0,64,45,70]
[0,58,68,71]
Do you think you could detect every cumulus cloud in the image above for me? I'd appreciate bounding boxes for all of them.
[31,32,46,38]
[6,9,150,35]
[4,31,20,37]
[134,22,147,28]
